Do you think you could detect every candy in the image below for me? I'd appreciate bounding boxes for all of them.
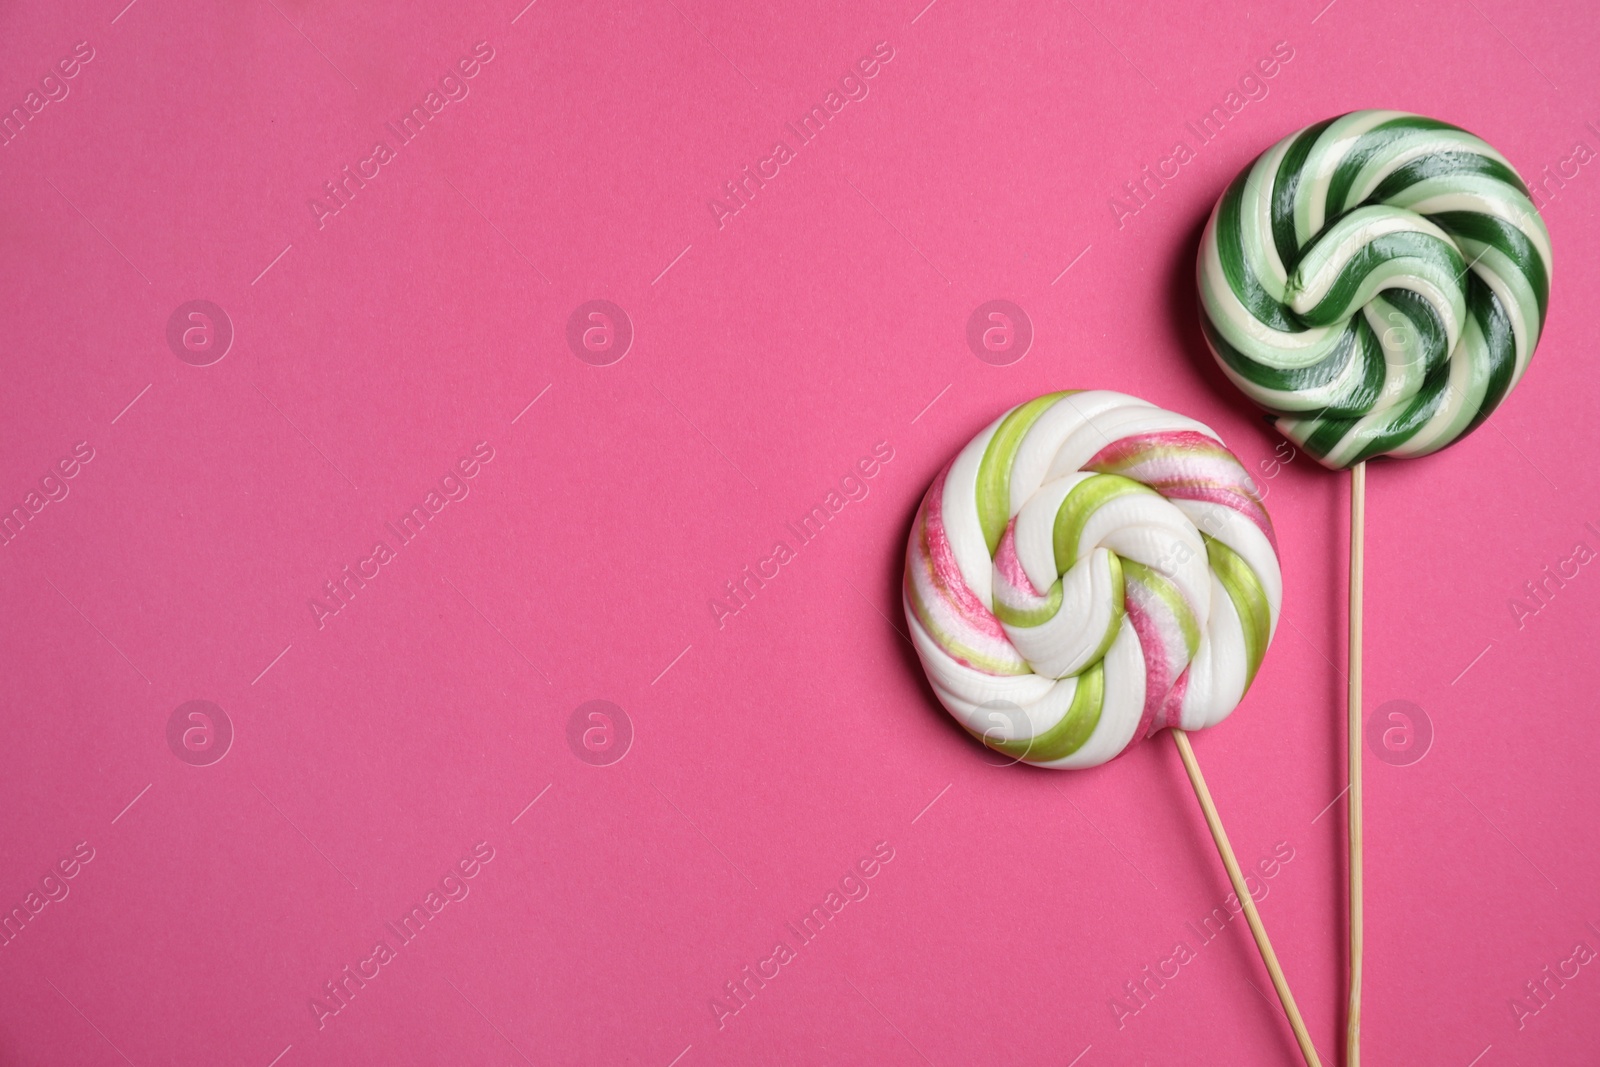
[903,390,1282,767]
[1197,109,1551,469]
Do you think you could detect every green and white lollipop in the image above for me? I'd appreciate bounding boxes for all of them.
[1198,109,1551,469]
[1196,109,1553,1066]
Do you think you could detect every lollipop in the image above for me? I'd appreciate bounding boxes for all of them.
[905,390,1320,1064]
[1199,109,1549,467]
[1197,109,1552,1065]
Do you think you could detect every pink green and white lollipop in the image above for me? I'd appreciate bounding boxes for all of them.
[905,389,1280,765]
[904,389,1321,1065]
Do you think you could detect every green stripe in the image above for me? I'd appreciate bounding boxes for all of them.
[1206,537,1271,689]
[1367,115,1465,137]
[1380,287,1451,381]
[1271,116,1338,273]
[1296,411,1348,460]
[1461,272,1519,435]
[1330,313,1386,414]
[1325,116,1473,212]
[1431,210,1550,327]
[1201,313,1343,397]
[1068,556,1132,671]
[992,576,1064,627]
[1296,241,1529,466]
[1052,475,1158,573]
[1292,230,1465,326]
[1346,372,1450,463]
[1368,151,1529,205]
[976,393,1069,554]
[1217,170,1303,332]
[1203,310,1384,416]
[1084,552,1125,668]
[986,660,1106,762]
[1123,558,1200,658]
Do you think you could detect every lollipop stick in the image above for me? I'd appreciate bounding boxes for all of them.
[1346,461,1366,1066]
[1172,728,1322,1067]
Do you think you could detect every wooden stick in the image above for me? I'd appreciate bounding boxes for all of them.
[1347,461,1366,1067]
[1171,728,1322,1067]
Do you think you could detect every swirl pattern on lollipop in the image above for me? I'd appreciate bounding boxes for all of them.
[1198,110,1551,469]
[904,391,1282,768]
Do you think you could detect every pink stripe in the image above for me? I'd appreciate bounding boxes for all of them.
[993,519,1046,599]
[1157,669,1190,732]
[919,467,1007,640]
[1123,591,1173,747]
[1088,431,1277,550]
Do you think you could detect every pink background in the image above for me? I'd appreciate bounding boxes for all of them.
[2,0,1597,1064]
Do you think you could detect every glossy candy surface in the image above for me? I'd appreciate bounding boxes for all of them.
[904,391,1282,768]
